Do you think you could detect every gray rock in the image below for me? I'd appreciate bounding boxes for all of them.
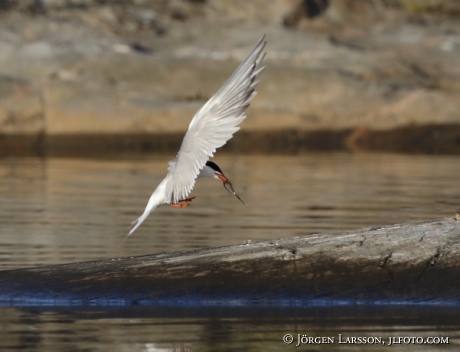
[1,0,460,155]
[0,217,459,306]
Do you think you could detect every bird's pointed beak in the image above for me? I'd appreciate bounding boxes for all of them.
[216,173,229,183]
[216,173,245,204]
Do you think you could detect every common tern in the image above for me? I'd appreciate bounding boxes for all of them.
[126,36,266,238]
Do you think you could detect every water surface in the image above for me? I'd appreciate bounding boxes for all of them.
[1,152,459,351]
[0,152,458,269]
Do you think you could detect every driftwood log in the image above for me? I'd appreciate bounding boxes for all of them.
[0,218,459,306]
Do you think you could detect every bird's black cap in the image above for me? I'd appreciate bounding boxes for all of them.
[206,161,224,174]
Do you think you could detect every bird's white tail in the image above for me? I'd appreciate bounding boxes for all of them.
[129,211,151,235]
[119,208,156,246]
[120,178,169,245]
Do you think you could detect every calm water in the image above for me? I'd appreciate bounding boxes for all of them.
[1,152,460,351]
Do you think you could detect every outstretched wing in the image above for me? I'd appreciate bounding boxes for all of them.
[166,35,266,204]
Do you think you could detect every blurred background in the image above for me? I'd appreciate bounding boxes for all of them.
[1,0,460,155]
[0,0,459,267]
[1,2,460,350]
[0,0,459,262]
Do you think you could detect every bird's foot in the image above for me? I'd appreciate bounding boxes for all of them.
[171,203,189,208]
[179,196,196,203]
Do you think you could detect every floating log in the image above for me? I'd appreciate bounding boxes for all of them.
[0,218,459,306]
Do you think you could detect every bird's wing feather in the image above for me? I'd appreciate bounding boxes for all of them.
[166,36,266,203]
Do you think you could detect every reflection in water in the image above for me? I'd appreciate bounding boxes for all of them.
[1,306,460,351]
[0,153,460,269]
[0,152,459,269]
[1,152,460,351]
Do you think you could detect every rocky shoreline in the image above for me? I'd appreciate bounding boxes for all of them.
[1,0,460,156]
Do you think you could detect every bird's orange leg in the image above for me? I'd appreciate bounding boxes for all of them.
[171,196,195,208]
[171,203,189,208]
